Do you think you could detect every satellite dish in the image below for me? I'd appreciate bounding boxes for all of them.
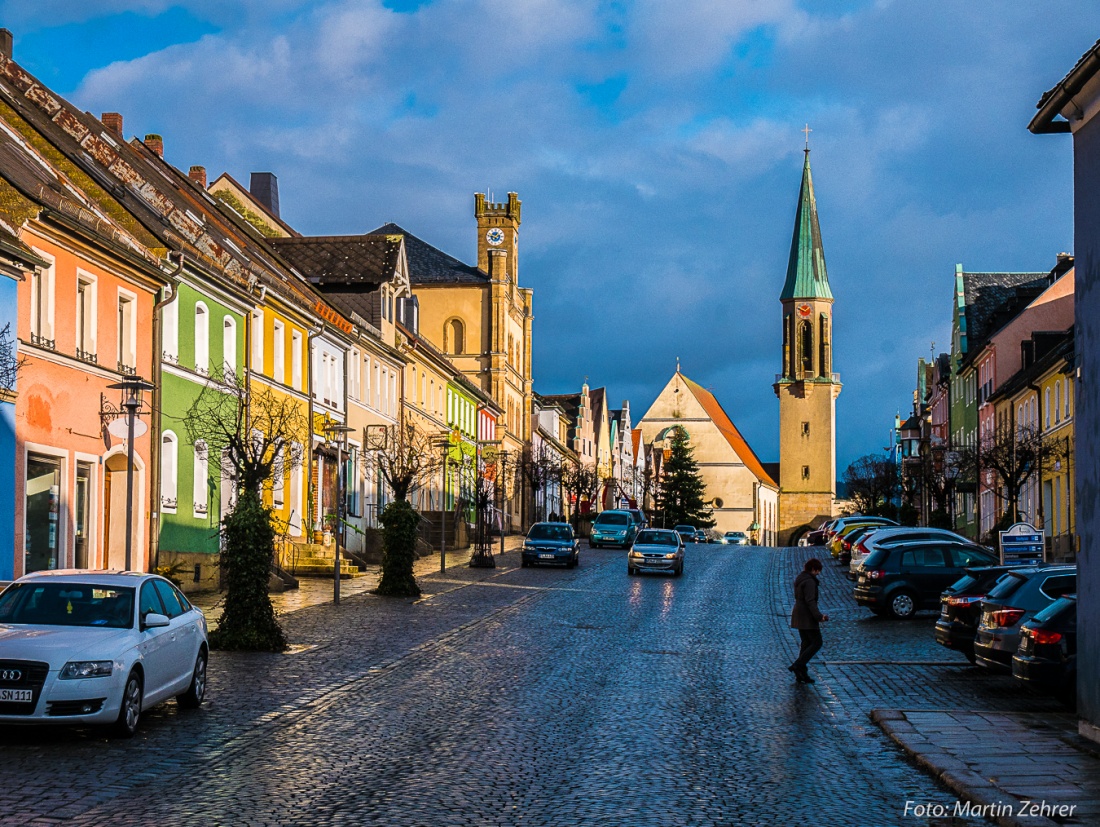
[107,417,148,440]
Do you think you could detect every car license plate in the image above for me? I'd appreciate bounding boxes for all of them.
[941,605,949,617]
[539,553,556,559]
[0,688,32,703]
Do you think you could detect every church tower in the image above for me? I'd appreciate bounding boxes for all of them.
[773,148,841,544]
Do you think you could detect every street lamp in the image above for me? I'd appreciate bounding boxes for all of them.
[323,422,354,605]
[103,377,155,571]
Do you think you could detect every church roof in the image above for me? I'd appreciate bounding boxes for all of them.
[271,234,402,286]
[681,374,777,488]
[369,222,488,284]
[780,151,833,302]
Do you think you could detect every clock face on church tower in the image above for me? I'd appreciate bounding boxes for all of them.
[797,303,812,318]
[486,228,505,246]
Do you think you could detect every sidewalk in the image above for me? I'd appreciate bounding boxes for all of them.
[191,534,528,627]
[873,708,1100,827]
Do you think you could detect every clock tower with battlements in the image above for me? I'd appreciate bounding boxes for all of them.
[475,191,520,284]
[773,148,841,544]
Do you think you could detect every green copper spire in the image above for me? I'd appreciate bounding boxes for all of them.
[780,150,833,301]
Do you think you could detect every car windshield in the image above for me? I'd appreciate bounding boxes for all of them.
[675,525,694,533]
[596,513,629,526]
[947,574,979,594]
[726,532,746,538]
[0,583,135,629]
[527,524,573,541]
[636,531,678,546]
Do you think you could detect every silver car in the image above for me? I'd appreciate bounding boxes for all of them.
[627,529,684,576]
[0,570,209,737]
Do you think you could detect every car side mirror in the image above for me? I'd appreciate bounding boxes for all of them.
[143,612,170,630]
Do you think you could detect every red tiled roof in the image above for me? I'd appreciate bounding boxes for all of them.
[681,375,777,488]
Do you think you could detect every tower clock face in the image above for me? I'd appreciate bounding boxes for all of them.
[486,228,505,246]
[797,303,812,318]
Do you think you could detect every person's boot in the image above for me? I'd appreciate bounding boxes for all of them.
[796,668,815,684]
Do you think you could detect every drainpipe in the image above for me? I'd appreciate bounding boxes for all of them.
[1027,380,1045,534]
[151,251,184,573]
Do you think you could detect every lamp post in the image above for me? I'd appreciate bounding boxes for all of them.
[103,377,155,572]
[323,422,354,605]
[435,433,455,573]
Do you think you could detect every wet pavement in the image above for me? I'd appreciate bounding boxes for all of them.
[0,544,1077,826]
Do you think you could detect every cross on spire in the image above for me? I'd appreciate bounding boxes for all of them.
[802,123,812,151]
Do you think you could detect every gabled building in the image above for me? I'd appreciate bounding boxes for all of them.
[639,368,778,540]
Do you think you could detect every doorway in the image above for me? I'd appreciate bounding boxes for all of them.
[103,453,130,570]
[25,453,61,573]
[74,461,92,568]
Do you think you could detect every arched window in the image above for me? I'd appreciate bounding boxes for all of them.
[194,302,209,374]
[799,321,813,376]
[819,314,830,376]
[223,316,237,376]
[161,432,178,511]
[446,319,465,354]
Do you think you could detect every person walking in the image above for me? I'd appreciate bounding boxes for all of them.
[789,557,829,683]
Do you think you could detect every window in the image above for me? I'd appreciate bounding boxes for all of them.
[117,292,136,373]
[76,274,97,362]
[363,355,371,404]
[139,582,164,619]
[152,580,184,619]
[348,349,360,400]
[163,292,178,363]
[381,368,388,414]
[29,255,55,349]
[160,432,178,511]
[291,330,303,391]
[801,465,810,480]
[1065,379,1072,420]
[390,372,397,417]
[193,441,209,517]
[801,421,810,437]
[800,321,813,375]
[421,374,427,407]
[374,363,381,410]
[251,310,264,374]
[951,546,992,567]
[272,320,285,382]
[194,302,209,374]
[223,316,237,375]
[273,447,285,508]
[1044,388,1051,429]
[900,548,946,569]
[289,443,304,534]
[447,319,465,354]
[1054,381,1061,424]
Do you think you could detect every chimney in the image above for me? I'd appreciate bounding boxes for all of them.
[144,133,163,157]
[188,165,207,189]
[101,112,123,138]
[249,172,280,218]
[0,29,12,61]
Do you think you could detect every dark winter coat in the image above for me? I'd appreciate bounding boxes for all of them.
[790,571,824,630]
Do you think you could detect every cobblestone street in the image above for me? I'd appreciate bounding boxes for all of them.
[0,546,1070,826]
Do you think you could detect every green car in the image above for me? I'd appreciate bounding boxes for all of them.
[590,510,639,549]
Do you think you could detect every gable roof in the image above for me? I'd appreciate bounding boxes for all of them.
[681,374,777,488]
[988,329,1074,405]
[1030,39,1100,133]
[369,222,487,284]
[271,234,402,286]
[957,270,1049,366]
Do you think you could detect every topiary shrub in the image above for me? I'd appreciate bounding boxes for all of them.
[375,499,421,598]
[209,488,287,652]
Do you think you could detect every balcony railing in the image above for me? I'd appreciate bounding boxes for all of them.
[162,350,179,365]
[30,332,55,350]
[117,361,137,376]
[161,496,177,510]
[193,501,208,516]
[76,348,98,364]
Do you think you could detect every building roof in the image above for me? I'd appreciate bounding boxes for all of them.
[1030,39,1100,133]
[780,150,833,302]
[369,222,487,284]
[271,235,402,286]
[957,270,1049,366]
[632,427,643,461]
[681,374,777,488]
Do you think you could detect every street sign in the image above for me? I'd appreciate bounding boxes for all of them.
[999,522,1045,565]
[483,446,499,463]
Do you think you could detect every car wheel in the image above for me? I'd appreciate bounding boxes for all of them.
[627,566,636,576]
[888,591,917,620]
[112,670,143,738]
[177,649,208,709]
[566,558,576,569]
[591,542,599,549]
[675,563,684,577]
[964,651,977,664]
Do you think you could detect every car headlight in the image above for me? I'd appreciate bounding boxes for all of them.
[664,553,678,559]
[59,660,114,680]
[628,549,640,557]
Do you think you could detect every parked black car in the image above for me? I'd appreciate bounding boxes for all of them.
[521,522,580,568]
[1012,594,1077,701]
[974,565,1076,672]
[853,540,998,619]
[934,566,1022,662]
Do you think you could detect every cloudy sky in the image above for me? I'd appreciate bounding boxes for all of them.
[5,1,1097,470]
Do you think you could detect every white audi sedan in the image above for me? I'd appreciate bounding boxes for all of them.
[0,570,208,737]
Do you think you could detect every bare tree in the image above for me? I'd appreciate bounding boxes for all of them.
[364,412,444,503]
[182,368,309,651]
[558,461,601,530]
[517,443,557,522]
[956,424,1068,527]
[0,323,26,395]
[361,412,444,597]
[842,453,899,518]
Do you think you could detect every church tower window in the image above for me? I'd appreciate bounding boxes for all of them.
[800,320,814,376]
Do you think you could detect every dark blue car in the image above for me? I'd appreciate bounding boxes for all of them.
[521,522,580,569]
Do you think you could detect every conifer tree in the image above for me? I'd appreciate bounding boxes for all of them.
[654,427,715,529]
